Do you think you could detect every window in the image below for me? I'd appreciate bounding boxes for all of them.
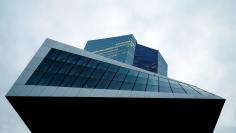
[146,75,158,92]
[159,77,172,93]
[133,72,148,91]
[169,80,186,94]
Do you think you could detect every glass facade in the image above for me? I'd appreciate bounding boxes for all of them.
[26,48,201,95]
[84,35,168,76]
[84,34,136,65]
[133,44,167,76]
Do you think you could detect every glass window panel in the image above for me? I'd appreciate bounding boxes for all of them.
[147,75,158,85]
[60,75,77,87]
[113,73,127,81]
[120,81,134,90]
[96,79,111,89]
[68,65,86,76]
[133,83,146,91]
[26,71,44,85]
[45,49,60,60]
[47,61,64,73]
[138,72,148,78]
[96,62,109,70]
[102,71,116,79]
[146,84,158,92]
[77,57,90,66]
[179,83,200,95]
[117,67,129,74]
[66,54,80,64]
[107,64,119,72]
[35,59,53,72]
[108,80,123,90]
[159,86,172,93]
[79,67,96,78]
[159,78,172,93]
[58,63,74,74]
[135,77,147,84]
[124,70,138,82]
[55,51,71,62]
[49,73,66,86]
[38,73,55,86]
[90,69,106,78]
[87,60,99,68]
[169,80,186,94]
[83,78,100,88]
[72,77,89,87]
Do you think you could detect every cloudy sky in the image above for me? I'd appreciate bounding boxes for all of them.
[0,0,236,132]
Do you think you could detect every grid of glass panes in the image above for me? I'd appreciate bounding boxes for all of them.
[26,48,201,95]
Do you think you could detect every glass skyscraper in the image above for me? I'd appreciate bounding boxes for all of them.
[6,38,225,132]
[84,34,168,76]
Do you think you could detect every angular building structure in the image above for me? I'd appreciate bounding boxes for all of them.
[85,34,168,76]
[6,38,224,132]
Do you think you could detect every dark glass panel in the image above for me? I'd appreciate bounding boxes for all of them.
[66,54,80,64]
[159,77,172,93]
[35,59,53,72]
[108,80,123,90]
[169,80,186,94]
[60,75,77,87]
[26,71,44,85]
[45,48,60,60]
[49,73,66,86]
[146,84,158,92]
[37,73,55,86]
[96,80,111,89]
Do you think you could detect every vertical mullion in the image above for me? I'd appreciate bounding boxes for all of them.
[94,64,111,88]
[82,62,100,88]
[47,54,72,86]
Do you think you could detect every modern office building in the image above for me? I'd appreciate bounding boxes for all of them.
[6,38,224,132]
[84,34,168,76]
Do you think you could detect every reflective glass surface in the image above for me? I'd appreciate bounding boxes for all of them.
[26,48,201,95]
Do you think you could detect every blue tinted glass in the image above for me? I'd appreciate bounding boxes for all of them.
[96,62,109,70]
[169,80,186,94]
[45,48,60,60]
[147,75,158,85]
[159,77,172,93]
[108,64,119,72]
[77,57,90,66]
[133,72,148,91]
[26,71,44,85]
[146,84,158,92]
[120,82,134,90]
[56,51,71,62]
[87,60,99,68]
[49,73,66,86]
[124,70,138,82]
[38,73,55,86]
[47,61,64,73]
[83,77,100,88]
[58,63,74,74]
[66,54,80,64]
[96,80,111,89]
[135,72,148,84]
[133,83,146,91]
[60,75,77,87]
[108,80,123,90]
[72,76,89,87]
[133,44,158,73]
[179,83,200,95]
[35,59,53,72]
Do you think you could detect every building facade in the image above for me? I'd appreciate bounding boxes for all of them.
[84,34,168,76]
[6,38,225,132]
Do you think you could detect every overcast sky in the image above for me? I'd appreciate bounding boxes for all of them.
[0,0,236,132]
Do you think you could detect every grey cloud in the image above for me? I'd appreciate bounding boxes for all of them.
[1,0,236,132]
